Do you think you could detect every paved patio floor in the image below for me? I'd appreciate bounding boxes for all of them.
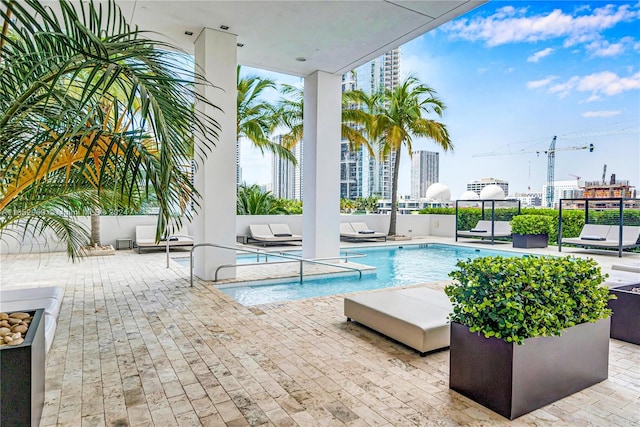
[1,240,639,426]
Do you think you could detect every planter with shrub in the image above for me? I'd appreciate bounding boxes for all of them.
[445,255,613,420]
[510,214,554,248]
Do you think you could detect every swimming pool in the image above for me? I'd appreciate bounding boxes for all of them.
[218,244,517,306]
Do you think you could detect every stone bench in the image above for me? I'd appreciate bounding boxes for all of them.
[0,286,63,354]
[344,287,452,356]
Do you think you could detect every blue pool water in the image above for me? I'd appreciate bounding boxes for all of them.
[217,244,517,306]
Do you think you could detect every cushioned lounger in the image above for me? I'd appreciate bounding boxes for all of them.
[345,287,452,356]
[340,222,387,242]
[248,224,302,245]
[561,224,640,257]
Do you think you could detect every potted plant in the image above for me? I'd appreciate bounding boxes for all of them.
[510,214,553,248]
[445,255,613,420]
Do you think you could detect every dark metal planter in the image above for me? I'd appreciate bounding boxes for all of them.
[608,284,640,345]
[512,233,548,249]
[449,318,610,420]
[0,308,46,427]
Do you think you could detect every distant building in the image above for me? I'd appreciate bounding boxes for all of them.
[467,178,509,197]
[411,151,439,199]
[542,180,582,208]
[582,175,635,199]
[513,192,543,207]
[378,196,448,215]
[271,135,303,200]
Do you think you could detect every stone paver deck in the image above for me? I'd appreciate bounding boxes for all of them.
[1,240,639,426]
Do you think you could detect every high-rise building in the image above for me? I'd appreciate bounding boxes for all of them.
[467,177,509,197]
[271,135,303,200]
[411,151,439,199]
[340,48,401,200]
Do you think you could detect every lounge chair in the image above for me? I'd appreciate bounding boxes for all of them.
[340,222,387,242]
[456,220,512,244]
[135,225,193,253]
[345,287,452,356]
[247,224,302,246]
[560,224,640,257]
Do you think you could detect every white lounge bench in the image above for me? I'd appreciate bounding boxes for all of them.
[0,286,63,354]
[456,220,512,244]
[135,225,193,253]
[340,222,387,242]
[344,287,452,356]
[561,224,640,257]
[248,224,302,246]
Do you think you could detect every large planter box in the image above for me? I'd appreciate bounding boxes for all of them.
[0,308,46,427]
[608,284,640,344]
[512,233,548,249]
[449,318,610,420]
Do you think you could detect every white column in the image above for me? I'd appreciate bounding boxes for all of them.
[193,29,237,280]
[302,71,341,259]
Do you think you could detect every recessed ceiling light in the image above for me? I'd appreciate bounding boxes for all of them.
[219,25,229,30]
[184,31,193,36]
[237,43,244,48]
[295,57,306,62]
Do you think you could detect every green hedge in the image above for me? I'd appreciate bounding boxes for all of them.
[446,255,612,344]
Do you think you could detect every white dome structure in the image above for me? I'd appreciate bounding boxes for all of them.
[425,183,451,202]
[480,184,506,200]
[458,190,480,200]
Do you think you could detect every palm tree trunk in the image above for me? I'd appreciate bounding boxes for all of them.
[90,207,101,246]
[388,146,402,236]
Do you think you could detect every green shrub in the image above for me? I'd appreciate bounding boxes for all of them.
[446,255,612,345]
[511,215,554,235]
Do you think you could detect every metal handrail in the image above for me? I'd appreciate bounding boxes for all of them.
[165,234,194,268]
[187,242,363,287]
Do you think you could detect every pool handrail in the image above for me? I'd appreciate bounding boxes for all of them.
[187,242,364,287]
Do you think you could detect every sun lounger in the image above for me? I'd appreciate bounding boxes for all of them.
[340,222,387,242]
[135,225,193,253]
[560,224,640,257]
[456,220,512,244]
[345,287,452,356]
[248,224,302,246]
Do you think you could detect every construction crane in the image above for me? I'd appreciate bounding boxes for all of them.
[568,174,581,180]
[474,138,594,207]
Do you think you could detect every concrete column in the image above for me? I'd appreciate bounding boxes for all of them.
[193,28,237,280]
[302,71,341,260]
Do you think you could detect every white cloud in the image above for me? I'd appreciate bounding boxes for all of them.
[582,110,622,117]
[587,36,635,57]
[528,47,554,62]
[526,75,557,89]
[543,71,640,100]
[444,3,640,54]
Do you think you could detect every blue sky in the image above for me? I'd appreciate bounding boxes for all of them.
[241,1,640,198]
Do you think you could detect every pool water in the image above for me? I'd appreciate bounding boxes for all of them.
[219,244,517,306]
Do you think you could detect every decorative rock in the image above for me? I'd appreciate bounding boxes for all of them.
[9,312,30,320]
[0,312,8,320]
[7,337,24,346]
[12,324,28,334]
[0,320,9,328]
[0,327,11,337]
[7,318,22,325]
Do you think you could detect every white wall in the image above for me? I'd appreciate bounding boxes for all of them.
[1,213,457,254]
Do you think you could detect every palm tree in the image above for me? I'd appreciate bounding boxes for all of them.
[237,184,286,215]
[348,76,452,236]
[237,66,296,165]
[0,0,220,258]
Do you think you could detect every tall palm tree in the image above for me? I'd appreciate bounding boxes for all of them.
[236,184,286,215]
[349,76,453,236]
[0,0,220,258]
[237,66,296,165]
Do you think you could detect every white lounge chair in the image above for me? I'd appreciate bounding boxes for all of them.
[456,220,512,244]
[561,224,640,257]
[135,225,193,253]
[247,224,302,246]
[340,222,387,242]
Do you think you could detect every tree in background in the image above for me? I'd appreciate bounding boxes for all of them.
[346,77,452,236]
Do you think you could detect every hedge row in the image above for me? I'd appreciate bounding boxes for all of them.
[419,207,640,245]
